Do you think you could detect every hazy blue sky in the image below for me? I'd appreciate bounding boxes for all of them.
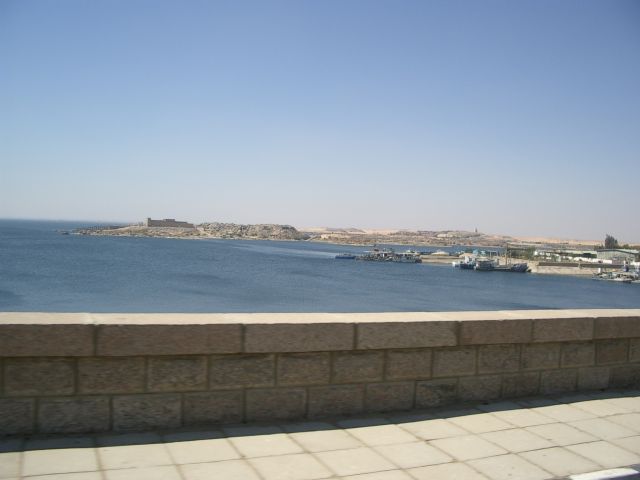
[1,1,639,241]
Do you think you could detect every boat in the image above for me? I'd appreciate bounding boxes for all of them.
[494,263,529,273]
[593,271,638,283]
[474,258,496,271]
[395,251,422,263]
[335,253,356,260]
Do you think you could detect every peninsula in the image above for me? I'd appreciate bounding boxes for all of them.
[73,218,607,249]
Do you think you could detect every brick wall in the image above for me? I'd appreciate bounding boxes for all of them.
[1,310,639,434]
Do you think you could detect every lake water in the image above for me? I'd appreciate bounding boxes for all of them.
[1,219,638,313]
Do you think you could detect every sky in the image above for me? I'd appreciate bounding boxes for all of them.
[1,1,639,242]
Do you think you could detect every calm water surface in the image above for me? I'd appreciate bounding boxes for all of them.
[1,219,639,313]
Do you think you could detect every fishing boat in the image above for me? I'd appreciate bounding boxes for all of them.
[494,263,529,273]
[474,258,496,271]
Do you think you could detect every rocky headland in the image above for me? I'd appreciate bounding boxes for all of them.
[74,222,310,241]
[74,221,603,249]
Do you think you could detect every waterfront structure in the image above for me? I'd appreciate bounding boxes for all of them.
[144,218,195,229]
[1,309,639,435]
[597,249,639,263]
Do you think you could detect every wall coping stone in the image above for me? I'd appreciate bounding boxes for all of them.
[1,309,639,357]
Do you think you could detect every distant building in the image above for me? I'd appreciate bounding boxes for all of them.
[144,218,195,229]
[597,249,639,263]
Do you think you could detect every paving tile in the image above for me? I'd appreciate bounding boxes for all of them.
[398,418,468,440]
[531,404,596,422]
[104,465,182,480]
[181,459,261,480]
[249,453,333,480]
[373,441,452,468]
[164,435,240,464]
[314,447,396,477]
[607,413,640,433]
[286,426,363,452]
[0,452,20,479]
[480,406,556,428]
[525,423,599,446]
[429,435,508,461]
[341,424,418,446]
[340,471,413,480]
[98,443,173,470]
[569,399,631,417]
[568,417,637,440]
[22,447,99,477]
[480,428,554,453]
[520,447,600,477]
[225,427,303,457]
[468,453,553,480]
[600,396,640,412]
[566,441,640,469]
[386,412,435,423]
[26,473,102,480]
[448,412,513,434]
[611,435,640,455]
[407,462,488,480]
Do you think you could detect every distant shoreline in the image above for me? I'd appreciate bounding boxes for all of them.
[70,224,575,250]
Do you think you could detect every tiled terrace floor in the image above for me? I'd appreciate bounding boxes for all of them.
[2,390,640,480]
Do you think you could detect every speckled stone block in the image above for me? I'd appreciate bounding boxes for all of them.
[631,339,640,362]
[561,342,595,368]
[386,349,432,381]
[577,366,610,390]
[246,388,306,422]
[38,396,110,433]
[97,324,242,356]
[478,345,520,373]
[78,357,145,394]
[112,394,182,431]
[501,372,540,398]
[365,382,415,412]
[595,316,640,339]
[357,321,457,349]
[0,322,94,357]
[609,364,640,388]
[0,398,35,434]
[458,375,501,401]
[521,343,561,370]
[245,323,354,352]
[148,356,207,392]
[209,354,275,389]
[460,319,531,345]
[415,378,458,408]
[533,318,593,342]
[332,351,384,383]
[433,347,476,377]
[308,385,364,418]
[540,369,577,394]
[183,390,243,425]
[4,358,75,396]
[277,353,330,386]
[596,339,629,365]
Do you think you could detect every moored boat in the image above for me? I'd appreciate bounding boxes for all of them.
[335,253,356,259]
[474,258,496,271]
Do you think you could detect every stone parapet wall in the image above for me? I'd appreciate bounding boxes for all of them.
[1,310,639,435]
